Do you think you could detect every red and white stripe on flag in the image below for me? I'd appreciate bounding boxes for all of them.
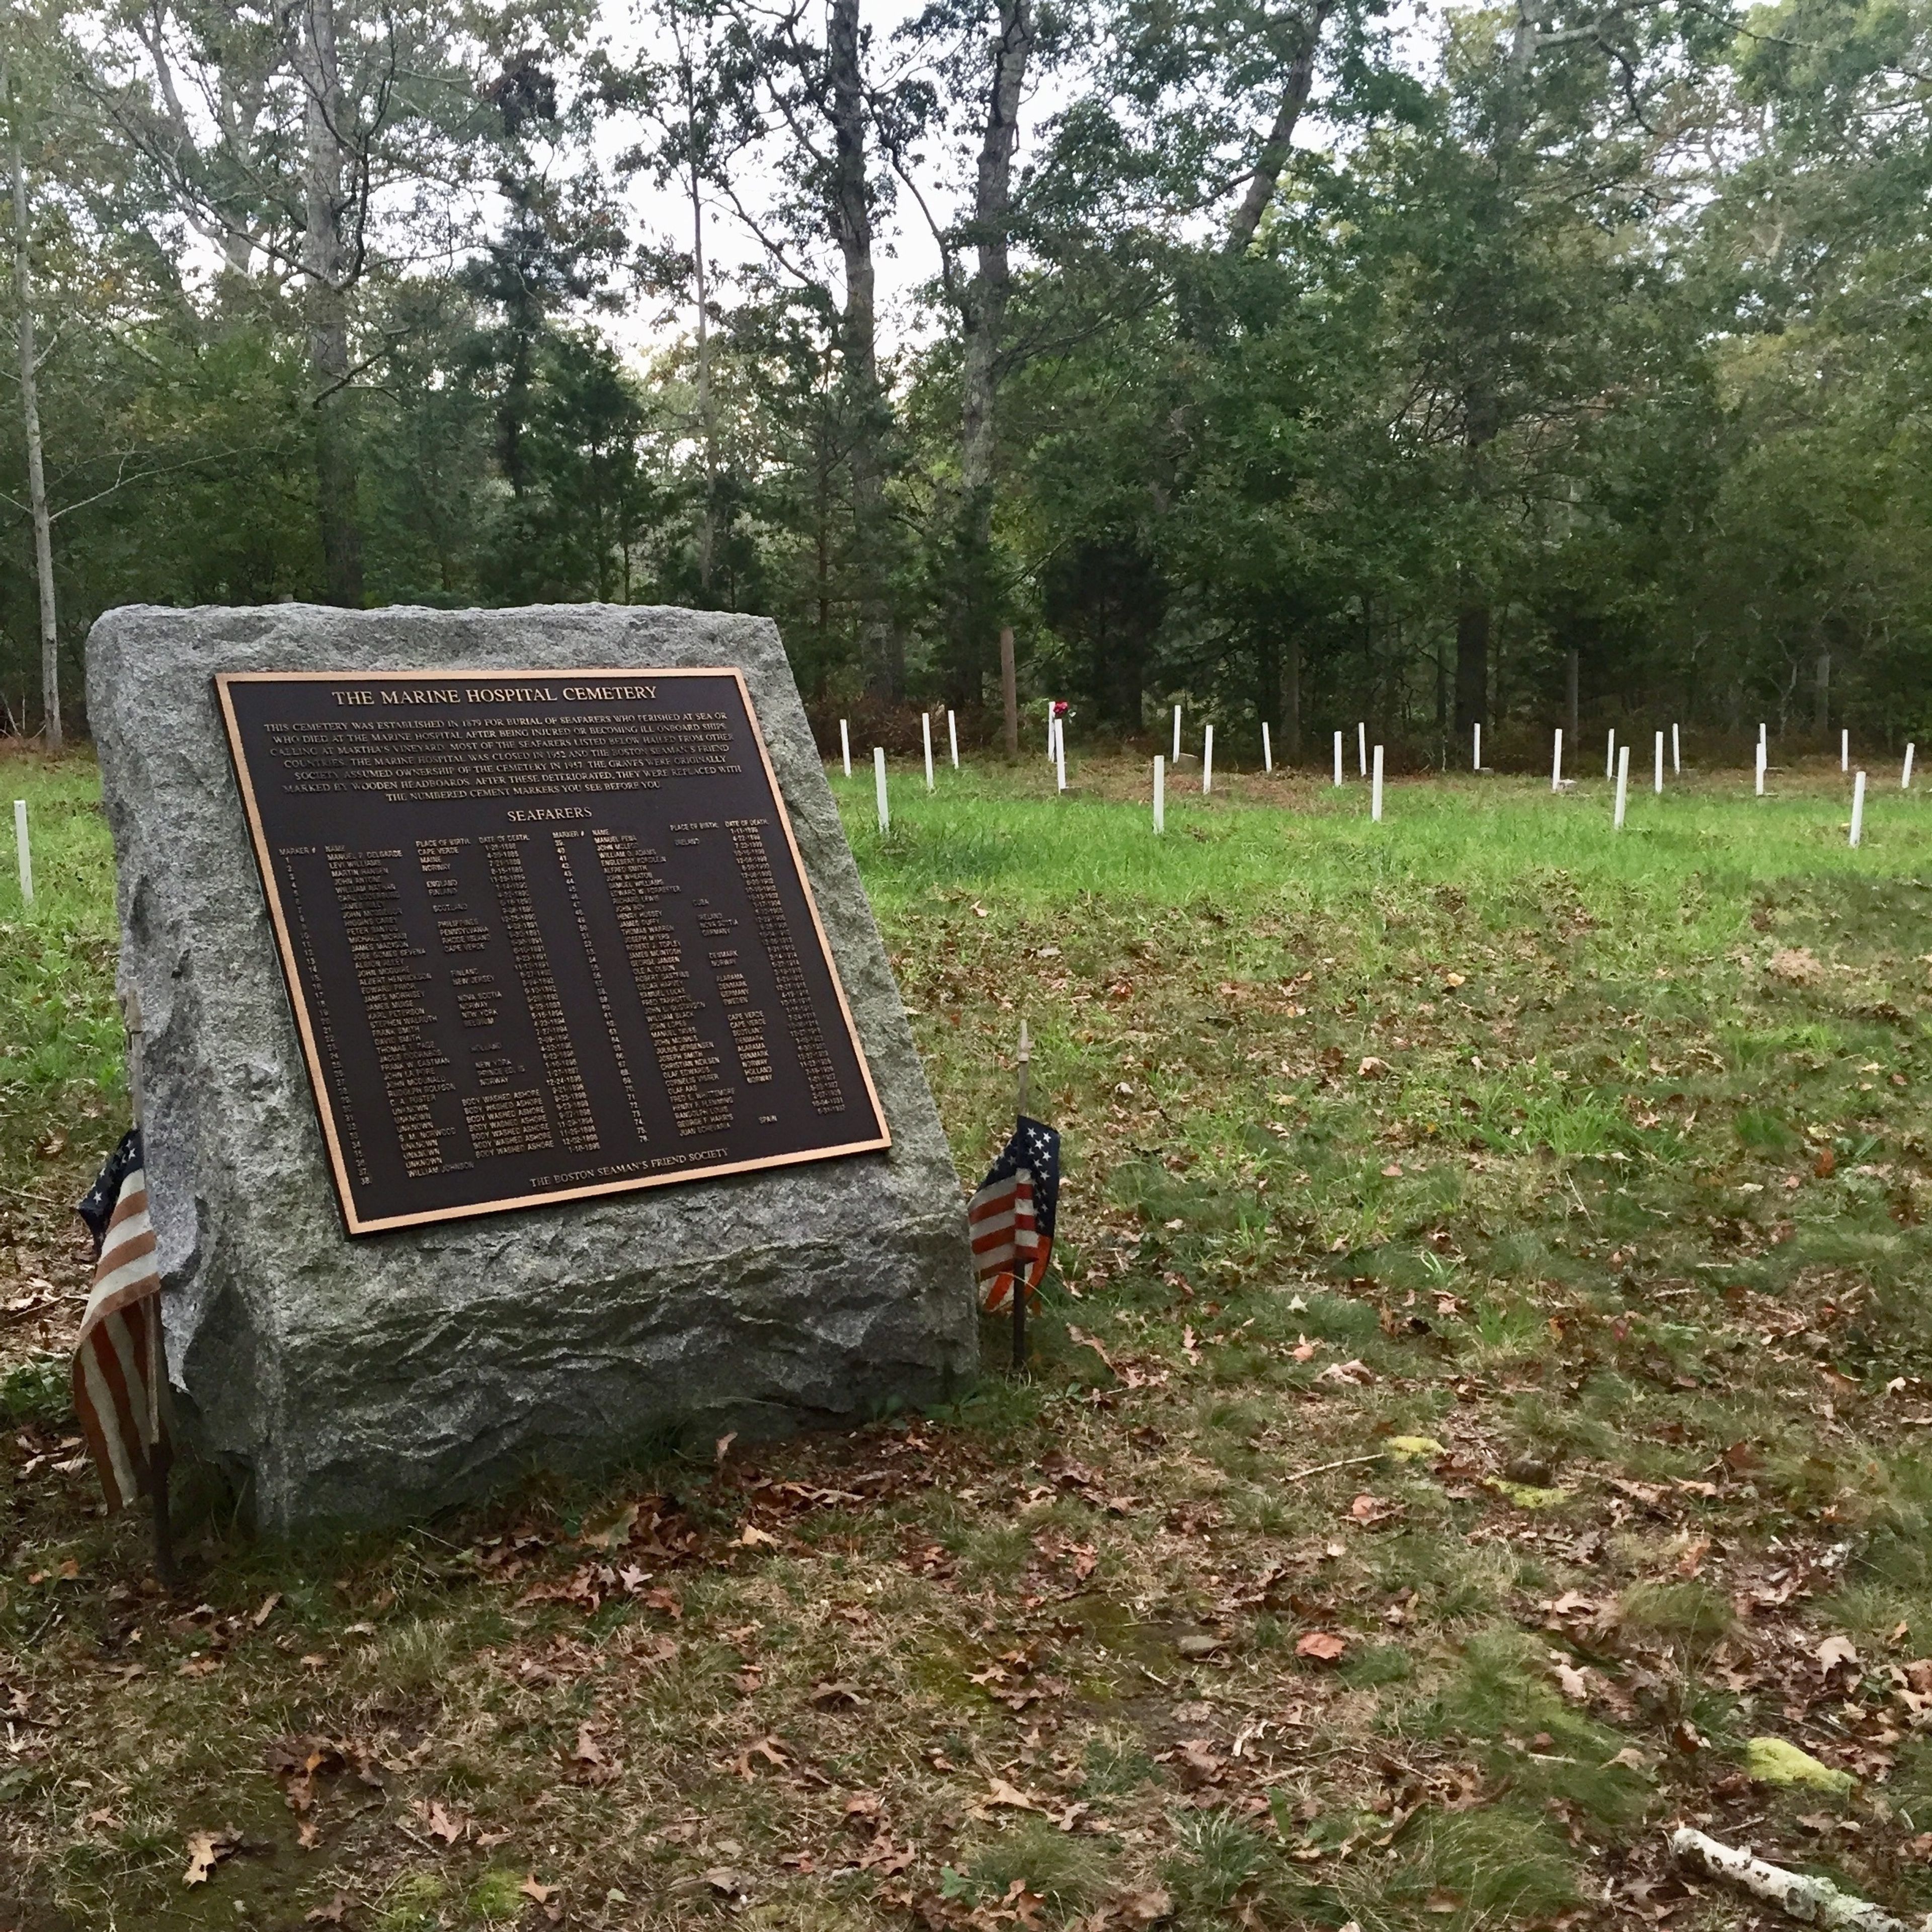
[968,1166,1041,1313]
[71,1162,165,1513]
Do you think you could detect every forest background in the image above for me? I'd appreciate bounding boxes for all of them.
[0,0,1923,767]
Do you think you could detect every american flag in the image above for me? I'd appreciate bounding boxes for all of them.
[967,1114,1060,1313]
[72,1130,167,1513]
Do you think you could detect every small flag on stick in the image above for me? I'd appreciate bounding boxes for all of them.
[968,1115,1061,1321]
[73,1128,167,1514]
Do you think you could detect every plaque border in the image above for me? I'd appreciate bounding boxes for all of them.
[212,666,892,1235]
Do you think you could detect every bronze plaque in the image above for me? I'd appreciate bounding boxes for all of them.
[215,669,889,1234]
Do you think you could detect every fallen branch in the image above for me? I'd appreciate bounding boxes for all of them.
[1670,1826,1924,1932]
[1281,1452,1385,1483]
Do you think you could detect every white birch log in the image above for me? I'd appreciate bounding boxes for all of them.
[1670,1828,1925,1932]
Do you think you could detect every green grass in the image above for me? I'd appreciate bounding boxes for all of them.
[9,741,1932,1929]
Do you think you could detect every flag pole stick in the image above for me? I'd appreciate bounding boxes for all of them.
[124,987,173,1587]
[1013,1019,1030,1371]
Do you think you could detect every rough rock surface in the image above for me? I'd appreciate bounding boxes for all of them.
[87,603,977,1531]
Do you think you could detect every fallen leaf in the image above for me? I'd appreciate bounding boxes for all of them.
[737,1523,779,1548]
[1296,1631,1348,1663]
[1816,1634,1861,1672]
[251,1592,281,1628]
[1115,1885,1174,1926]
[520,1875,556,1904]
[183,1828,238,1886]
[305,1896,350,1926]
[976,1777,1046,1815]
[1316,1358,1375,1387]
[579,1502,639,1550]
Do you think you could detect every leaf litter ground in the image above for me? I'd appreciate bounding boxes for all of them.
[7,747,1932,1930]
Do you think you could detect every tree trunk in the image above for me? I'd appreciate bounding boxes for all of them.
[1455,604,1488,739]
[957,0,1034,613]
[827,0,900,698]
[9,128,58,748]
[1283,635,1301,763]
[295,0,363,606]
[688,147,716,596]
[1566,647,1579,741]
[1223,0,1334,253]
[1000,625,1018,759]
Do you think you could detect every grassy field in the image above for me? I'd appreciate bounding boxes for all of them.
[6,741,1932,1931]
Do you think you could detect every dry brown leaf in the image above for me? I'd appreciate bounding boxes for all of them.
[1115,1885,1174,1926]
[737,1523,780,1548]
[304,1896,350,1925]
[976,1777,1046,1815]
[251,1592,281,1628]
[521,1875,556,1903]
[1296,1630,1348,1663]
[182,1828,237,1886]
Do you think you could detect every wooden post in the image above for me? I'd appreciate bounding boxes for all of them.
[999,627,1018,759]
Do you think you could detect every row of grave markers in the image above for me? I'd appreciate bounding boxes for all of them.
[831,707,1913,849]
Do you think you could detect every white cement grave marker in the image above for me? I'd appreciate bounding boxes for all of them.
[874,746,890,831]
[1755,739,1766,796]
[1672,722,1681,774]
[1202,724,1215,793]
[1552,728,1564,791]
[1262,722,1272,773]
[1606,728,1616,780]
[1154,755,1165,834]
[1357,721,1367,778]
[948,710,959,769]
[1333,731,1343,786]
[1852,769,1867,846]
[922,713,935,791]
[1473,721,1482,771]
[12,800,29,907]
[1056,725,1067,792]
[1905,744,1916,790]
[1172,705,1182,762]
[1841,728,1849,773]
[1371,745,1384,822]
[1614,743,1630,828]
[839,718,851,777]
[1654,731,1664,794]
